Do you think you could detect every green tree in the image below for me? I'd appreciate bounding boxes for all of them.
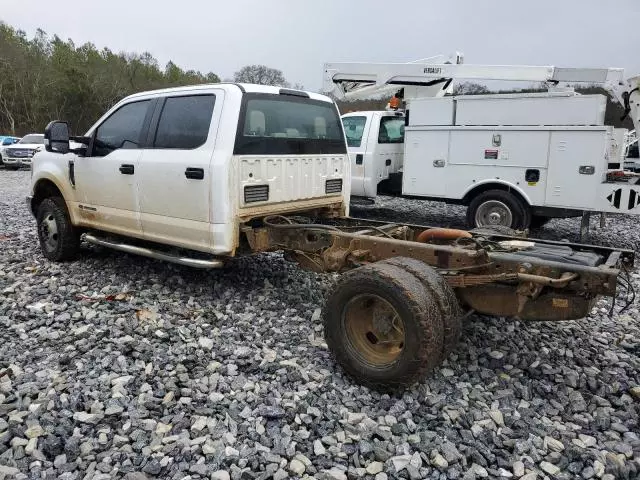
[0,22,220,135]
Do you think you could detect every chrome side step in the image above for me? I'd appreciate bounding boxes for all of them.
[83,234,224,269]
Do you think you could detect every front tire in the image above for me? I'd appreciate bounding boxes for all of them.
[36,197,80,261]
[467,190,530,230]
[323,262,445,389]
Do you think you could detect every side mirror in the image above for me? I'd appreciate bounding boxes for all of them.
[44,120,70,154]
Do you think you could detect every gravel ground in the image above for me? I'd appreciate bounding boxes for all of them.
[1,169,639,480]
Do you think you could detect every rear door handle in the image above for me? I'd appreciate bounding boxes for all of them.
[119,164,134,175]
[185,167,204,180]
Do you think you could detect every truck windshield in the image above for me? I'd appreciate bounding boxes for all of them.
[234,94,346,155]
[342,116,367,147]
[19,135,44,144]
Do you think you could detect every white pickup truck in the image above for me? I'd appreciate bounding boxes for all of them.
[28,82,634,389]
[29,84,350,263]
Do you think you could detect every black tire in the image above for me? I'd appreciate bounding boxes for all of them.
[466,189,531,230]
[36,197,81,261]
[381,257,462,360]
[323,262,445,389]
[530,215,550,229]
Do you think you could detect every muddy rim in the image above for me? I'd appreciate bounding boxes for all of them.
[40,213,59,252]
[475,200,513,227]
[342,294,405,367]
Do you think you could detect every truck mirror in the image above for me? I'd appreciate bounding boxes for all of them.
[44,120,70,154]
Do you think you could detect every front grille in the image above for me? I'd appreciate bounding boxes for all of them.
[244,184,269,203]
[325,178,343,194]
[7,149,34,158]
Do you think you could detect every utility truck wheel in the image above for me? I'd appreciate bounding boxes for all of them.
[467,190,530,230]
[323,262,445,389]
[381,257,462,360]
[36,197,80,261]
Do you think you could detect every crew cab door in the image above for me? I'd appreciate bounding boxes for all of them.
[73,99,154,236]
[343,114,369,196]
[375,114,405,181]
[137,92,221,252]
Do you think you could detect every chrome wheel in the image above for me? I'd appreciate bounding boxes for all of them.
[342,294,405,367]
[40,213,59,252]
[475,200,513,227]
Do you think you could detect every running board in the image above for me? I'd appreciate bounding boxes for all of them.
[83,234,224,269]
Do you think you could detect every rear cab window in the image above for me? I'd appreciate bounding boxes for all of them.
[234,93,346,155]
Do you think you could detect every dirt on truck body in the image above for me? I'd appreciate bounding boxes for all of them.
[243,214,634,388]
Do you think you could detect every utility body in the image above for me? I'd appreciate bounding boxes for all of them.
[327,55,640,230]
[28,82,634,389]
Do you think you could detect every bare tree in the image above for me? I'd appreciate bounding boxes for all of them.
[233,65,289,87]
[454,82,490,95]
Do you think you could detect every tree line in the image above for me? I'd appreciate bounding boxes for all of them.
[0,22,632,136]
[0,23,221,136]
[0,23,307,137]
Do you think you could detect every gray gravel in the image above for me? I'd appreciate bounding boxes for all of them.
[1,169,639,480]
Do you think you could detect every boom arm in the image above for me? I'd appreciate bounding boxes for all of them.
[323,56,639,134]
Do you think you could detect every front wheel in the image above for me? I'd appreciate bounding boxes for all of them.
[36,197,81,261]
[466,190,530,230]
[323,262,445,389]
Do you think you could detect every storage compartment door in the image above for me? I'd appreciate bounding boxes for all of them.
[402,130,449,197]
[544,131,606,209]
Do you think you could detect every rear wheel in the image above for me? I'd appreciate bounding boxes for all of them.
[381,257,462,360]
[467,189,530,230]
[323,262,445,389]
[36,197,81,261]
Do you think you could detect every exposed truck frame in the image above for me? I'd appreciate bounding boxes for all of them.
[243,213,634,387]
[30,82,635,389]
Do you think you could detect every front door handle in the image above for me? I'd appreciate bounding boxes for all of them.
[185,167,204,180]
[119,164,134,175]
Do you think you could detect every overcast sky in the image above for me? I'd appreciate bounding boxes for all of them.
[2,0,640,91]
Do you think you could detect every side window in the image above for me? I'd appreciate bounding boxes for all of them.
[154,95,216,149]
[378,117,405,144]
[93,100,151,157]
[342,116,367,147]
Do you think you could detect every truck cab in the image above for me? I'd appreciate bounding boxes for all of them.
[342,111,405,198]
[29,84,349,263]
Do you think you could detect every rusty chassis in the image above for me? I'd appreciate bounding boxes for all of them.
[243,216,634,322]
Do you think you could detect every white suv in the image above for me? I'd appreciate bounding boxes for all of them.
[3,134,45,169]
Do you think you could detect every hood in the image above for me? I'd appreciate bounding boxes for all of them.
[5,143,44,150]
